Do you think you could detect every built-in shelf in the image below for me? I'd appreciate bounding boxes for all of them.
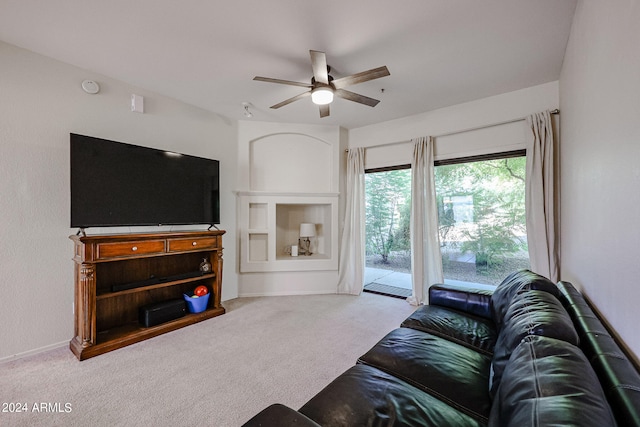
[275,253,331,261]
[249,203,268,229]
[239,193,338,273]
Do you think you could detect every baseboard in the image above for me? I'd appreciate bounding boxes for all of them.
[238,290,338,298]
[0,340,68,365]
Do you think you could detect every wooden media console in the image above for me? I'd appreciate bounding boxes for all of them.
[69,230,225,360]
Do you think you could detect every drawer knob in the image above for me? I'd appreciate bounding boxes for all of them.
[132,246,138,251]
[192,242,197,246]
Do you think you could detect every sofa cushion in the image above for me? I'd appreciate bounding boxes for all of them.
[299,364,485,427]
[401,305,497,355]
[489,335,617,427]
[490,269,561,331]
[358,327,492,423]
[490,289,579,396]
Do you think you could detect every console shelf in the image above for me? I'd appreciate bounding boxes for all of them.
[96,272,216,300]
[69,230,225,360]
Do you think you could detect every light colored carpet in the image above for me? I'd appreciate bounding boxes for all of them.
[0,292,416,426]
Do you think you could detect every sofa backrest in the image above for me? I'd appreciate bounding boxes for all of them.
[490,269,561,331]
[490,335,617,427]
[557,281,640,427]
[490,289,580,396]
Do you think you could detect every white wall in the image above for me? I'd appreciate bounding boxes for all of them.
[348,81,559,165]
[559,1,640,359]
[0,41,239,360]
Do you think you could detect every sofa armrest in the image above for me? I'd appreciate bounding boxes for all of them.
[429,283,495,319]
[242,404,321,427]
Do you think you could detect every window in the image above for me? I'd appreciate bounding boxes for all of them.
[363,150,529,292]
[435,151,529,285]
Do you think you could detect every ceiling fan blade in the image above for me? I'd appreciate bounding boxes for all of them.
[319,104,330,118]
[331,66,390,89]
[253,76,312,88]
[310,50,329,84]
[334,89,380,107]
[270,91,311,109]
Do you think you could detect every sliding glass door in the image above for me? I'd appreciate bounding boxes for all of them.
[364,167,412,295]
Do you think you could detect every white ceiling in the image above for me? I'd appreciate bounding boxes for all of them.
[0,0,577,129]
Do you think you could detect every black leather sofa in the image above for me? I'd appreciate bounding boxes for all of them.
[243,270,640,426]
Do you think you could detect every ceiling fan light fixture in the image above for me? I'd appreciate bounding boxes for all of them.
[253,50,389,117]
[311,87,334,105]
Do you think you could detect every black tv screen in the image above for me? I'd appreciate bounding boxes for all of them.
[70,133,220,228]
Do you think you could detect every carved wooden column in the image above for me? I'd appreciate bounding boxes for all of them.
[214,247,224,309]
[78,263,96,347]
[70,261,97,358]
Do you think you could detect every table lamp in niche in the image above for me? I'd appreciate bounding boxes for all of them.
[299,223,316,256]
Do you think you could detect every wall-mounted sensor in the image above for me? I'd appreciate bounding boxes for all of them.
[81,80,100,94]
[131,94,144,113]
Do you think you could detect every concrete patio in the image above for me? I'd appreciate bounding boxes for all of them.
[365,267,412,290]
[363,267,412,298]
[364,266,496,299]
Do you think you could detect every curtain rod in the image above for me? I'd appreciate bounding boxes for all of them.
[345,109,559,152]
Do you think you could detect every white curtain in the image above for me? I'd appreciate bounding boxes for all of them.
[525,110,559,282]
[408,137,444,305]
[337,148,366,295]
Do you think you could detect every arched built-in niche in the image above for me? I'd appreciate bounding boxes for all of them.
[249,133,333,193]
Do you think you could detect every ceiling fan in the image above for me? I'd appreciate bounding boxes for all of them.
[253,50,390,118]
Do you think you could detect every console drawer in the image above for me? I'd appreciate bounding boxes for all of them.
[96,240,166,260]
[168,237,218,253]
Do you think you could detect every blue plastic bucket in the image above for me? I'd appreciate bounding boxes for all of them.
[183,292,210,313]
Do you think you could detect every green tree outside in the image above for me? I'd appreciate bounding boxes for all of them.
[435,157,528,274]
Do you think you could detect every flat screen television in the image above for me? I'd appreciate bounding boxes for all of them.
[70,133,220,228]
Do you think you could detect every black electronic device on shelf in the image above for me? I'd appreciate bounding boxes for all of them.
[139,299,187,328]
